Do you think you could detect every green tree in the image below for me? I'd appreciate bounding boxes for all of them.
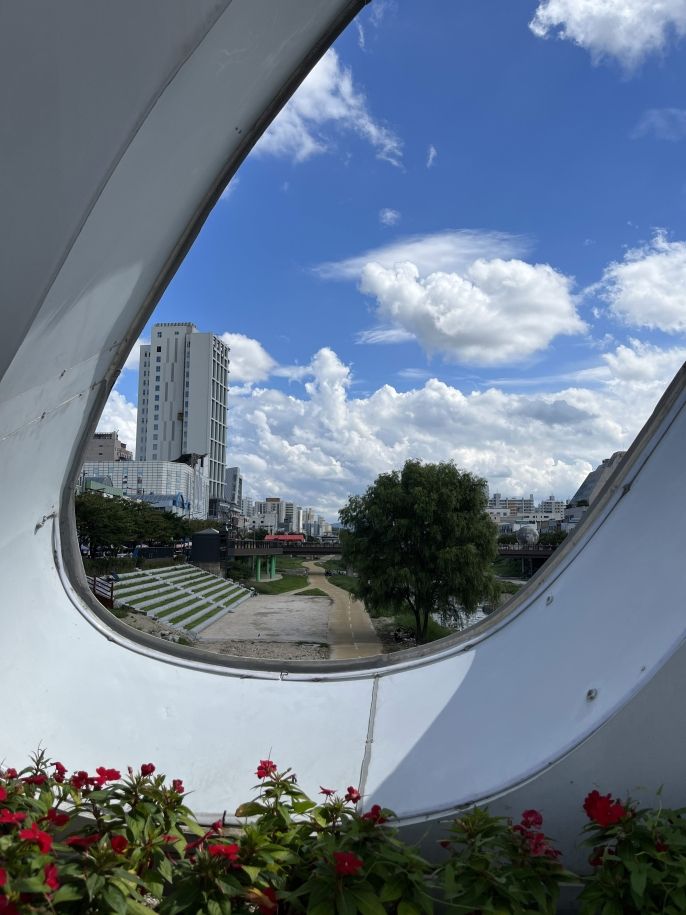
[74,493,134,558]
[339,460,499,644]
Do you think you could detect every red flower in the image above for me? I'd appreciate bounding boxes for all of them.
[95,767,121,784]
[19,823,53,854]
[589,846,606,867]
[208,843,240,864]
[0,810,25,825]
[44,863,59,891]
[345,786,361,804]
[333,851,364,876]
[70,771,90,790]
[320,786,336,797]
[162,834,177,843]
[256,760,277,779]
[65,833,101,849]
[3,769,17,780]
[0,788,6,802]
[111,835,128,854]
[655,839,669,853]
[256,887,278,913]
[583,790,630,827]
[0,869,5,886]
[23,774,47,786]
[46,808,70,828]
[521,809,543,828]
[140,763,155,777]
[0,896,19,914]
[172,779,184,794]
[53,762,66,784]
[361,804,387,825]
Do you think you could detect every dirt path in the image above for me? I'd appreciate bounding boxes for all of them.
[302,561,381,660]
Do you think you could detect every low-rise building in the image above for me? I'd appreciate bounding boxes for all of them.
[84,431,132,462]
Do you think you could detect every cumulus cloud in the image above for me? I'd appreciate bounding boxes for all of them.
[358,257,586,365]
[227,339,686,519]
[220,332,277,384]
[97,390,138,457]
[633,108,686,141]
[317,229,528,280]
[122,337,148,373]
[255,49,402,166]
[597,232,686,333]
[379,208,401,226]
[530,0,686,68]
[426,145,438,168]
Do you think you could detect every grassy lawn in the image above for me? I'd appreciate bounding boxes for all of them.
[327,574,358,595]
[320,558,347,573]
[298,588,330,597]
[492,556,526,578]
[392,612,454,643]
[275,556,307,572]
[252,575,307,595]
[499,580,524,595]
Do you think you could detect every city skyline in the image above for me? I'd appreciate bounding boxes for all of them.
[98,0,686,520]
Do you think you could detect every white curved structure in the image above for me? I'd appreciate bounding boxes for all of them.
[2,2,685,870]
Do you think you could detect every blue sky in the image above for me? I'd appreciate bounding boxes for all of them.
[103,0,686,519]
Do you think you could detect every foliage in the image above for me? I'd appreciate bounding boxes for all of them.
[4,756,686,914]
[326,575,359,596]
[498,533,517,544]
[579,790,686,914]
[441,807,572,914]
[538,531,568,548]
[339,460,499,644]
[252,576,308,595]
[75,493,192,559]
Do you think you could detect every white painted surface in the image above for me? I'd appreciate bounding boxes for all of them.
[1,1,686,870]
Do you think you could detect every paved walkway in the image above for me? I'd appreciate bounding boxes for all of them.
[302,562,382,660]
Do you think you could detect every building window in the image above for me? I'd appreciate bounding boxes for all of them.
[156,332,162,337]
[154,395,159,402]
[156,356,161,363]
[155,385,160,392]
[153,434,158,441]
[156,346,161,352]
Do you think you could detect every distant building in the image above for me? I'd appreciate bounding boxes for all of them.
[563,452,626,530]
[84,431,132,462]
[136,322,229,501]
[81,459,209,519]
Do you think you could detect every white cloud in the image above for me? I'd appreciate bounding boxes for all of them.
[227,339,686,519]
[530,0,686,68]
[356,21,366,49]
[97,390,138,457]
[379,207,401,226]
[219,176,239,201]
[220,333,277,384]
[255,49,402,166]
[358,257,586,365]
[426,145,438,168]
[122,337,148,373]
[632,108,686,140]
[597,232,686,333]
[317,229,528,280]
[356,326,416,345]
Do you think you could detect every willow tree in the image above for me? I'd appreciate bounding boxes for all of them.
[339,460,499,644]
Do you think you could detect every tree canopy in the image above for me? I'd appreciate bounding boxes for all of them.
[74,493,193,557]
[339,460,499,643]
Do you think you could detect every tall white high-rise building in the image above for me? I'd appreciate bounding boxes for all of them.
[136,322,229,500]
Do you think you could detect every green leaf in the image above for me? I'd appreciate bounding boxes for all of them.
[102,883,128,914]
[379,877,404,902]
[350,888,387,915]
[157,855,173,883]
[52,885,85,904]
[630,863,648,898]
[235,801,265,818]
[308,901,335,915]
[398,902,421,915]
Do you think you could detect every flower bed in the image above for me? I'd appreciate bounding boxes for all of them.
[0,752,683,913]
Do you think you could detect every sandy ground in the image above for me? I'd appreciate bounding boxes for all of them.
[114,561,382,661]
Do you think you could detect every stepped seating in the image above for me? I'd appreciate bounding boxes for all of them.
[113,565,252,633]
